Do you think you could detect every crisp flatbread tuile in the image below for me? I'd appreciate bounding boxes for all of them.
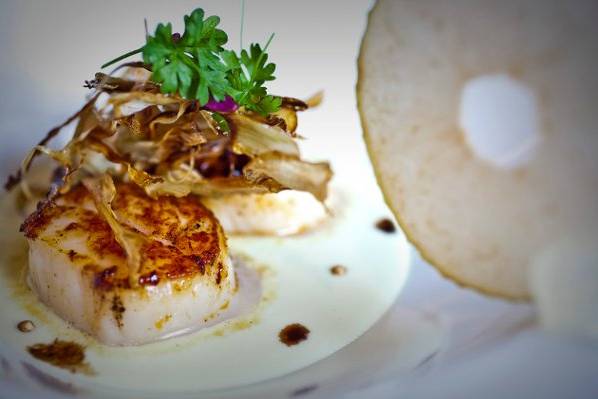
[358,0,598,299]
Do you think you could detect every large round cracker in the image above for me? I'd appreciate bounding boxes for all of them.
[358,0,598,299]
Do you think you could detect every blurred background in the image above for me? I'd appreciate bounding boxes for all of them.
[0,0,374,187]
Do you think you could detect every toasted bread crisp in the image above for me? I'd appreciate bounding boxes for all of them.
[358,0,598,299]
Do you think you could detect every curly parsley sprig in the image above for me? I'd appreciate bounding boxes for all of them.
[221,34,281,115]
[101,8,280,116]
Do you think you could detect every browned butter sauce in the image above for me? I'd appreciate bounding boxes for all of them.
[330,265,347,276]
[17,320,35,333]
[27,340,94,375]
[279,323,310,346]
[375,218,396,233]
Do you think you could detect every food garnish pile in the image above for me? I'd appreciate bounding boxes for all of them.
[5,7,332,280]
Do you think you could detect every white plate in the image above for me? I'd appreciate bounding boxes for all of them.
[0,2,445,397]
[0,183,442,398]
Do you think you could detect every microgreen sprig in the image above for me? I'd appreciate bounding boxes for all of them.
[102,8,280,116]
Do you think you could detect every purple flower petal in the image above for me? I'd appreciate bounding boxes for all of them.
[204,96,238,113]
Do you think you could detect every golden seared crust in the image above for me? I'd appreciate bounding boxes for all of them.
[21,182,227,290]
[21,202,62,240]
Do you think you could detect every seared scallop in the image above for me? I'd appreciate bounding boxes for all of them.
[201,191,327,236]
[21,183,235,346]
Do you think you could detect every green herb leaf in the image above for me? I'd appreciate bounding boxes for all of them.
[222,39,280,115]
[141,10,228,105]
[101,8,280,115]
[211,112,231,134]
[249,95,283,116]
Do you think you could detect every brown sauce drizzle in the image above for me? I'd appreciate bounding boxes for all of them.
[111,295,126,328]
[279,323,310,346]
[17,320,36,333]
[27,340,94,375]
[375,218,396,233]
[329,265,347,276]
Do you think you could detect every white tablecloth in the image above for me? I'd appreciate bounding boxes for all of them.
[372,253,598,399]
